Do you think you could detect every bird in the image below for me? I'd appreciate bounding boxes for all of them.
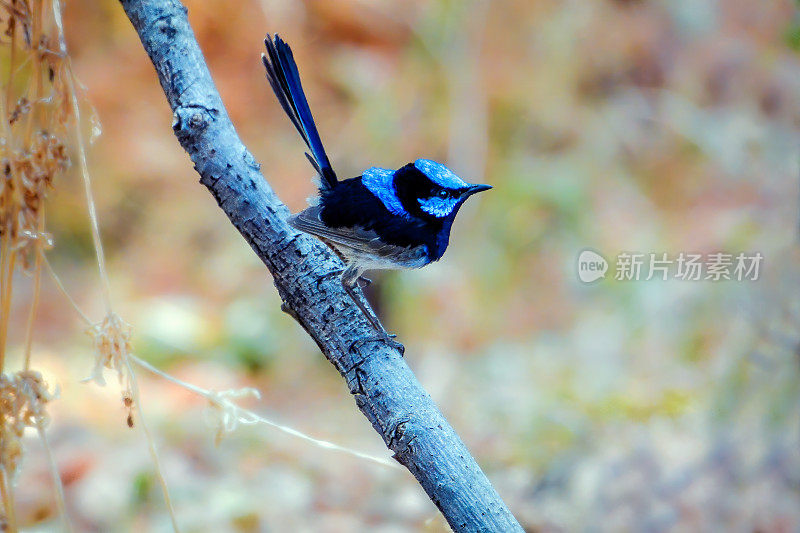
[261,34,491,338]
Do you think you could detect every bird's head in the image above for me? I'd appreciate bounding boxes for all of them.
[390,159,491,221]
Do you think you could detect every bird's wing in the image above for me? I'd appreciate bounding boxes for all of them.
[262,34,337,189]
[288,206,389,254]
[288,207,428,268]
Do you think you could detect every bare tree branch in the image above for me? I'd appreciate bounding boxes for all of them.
[117,0,522,530]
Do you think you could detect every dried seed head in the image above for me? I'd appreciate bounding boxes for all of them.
[83,312,133,388]
[0,371,58,479]
[1,0,76,273]
[8,98,31,125]
[83,313,141,427]
[1,131,69,270]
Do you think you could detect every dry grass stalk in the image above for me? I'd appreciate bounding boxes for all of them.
[0,0,176,527]
[0,0,73,530]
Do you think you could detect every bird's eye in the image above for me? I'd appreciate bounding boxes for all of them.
[436,189,449,199]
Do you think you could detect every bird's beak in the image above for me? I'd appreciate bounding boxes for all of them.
[465,184,492,197]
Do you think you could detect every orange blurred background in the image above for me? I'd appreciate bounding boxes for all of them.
[4,0,800,530]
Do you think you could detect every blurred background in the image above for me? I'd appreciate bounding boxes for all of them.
[4,0,800,530]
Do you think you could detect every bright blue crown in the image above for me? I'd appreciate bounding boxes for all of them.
[414,159,468,189]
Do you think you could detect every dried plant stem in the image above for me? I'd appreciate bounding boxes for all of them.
[23,214,45,371]
[0,24,12,372]
[0,236,8,370]
[51,0,112,314]
[21,0,47,372]
[36,424,72,533]
[0,465,17,531]
[5,1,17,121]
[131,355,401,470]
[43,255,92,327]
[122,358,179,532]
[0,234,17,371]
[0,52,11,142]
[24,0,45,145]
[65,71,111,314]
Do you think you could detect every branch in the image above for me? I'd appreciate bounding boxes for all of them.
[117,0,522,530]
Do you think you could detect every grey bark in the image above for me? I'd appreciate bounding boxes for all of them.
[117,0,522,530]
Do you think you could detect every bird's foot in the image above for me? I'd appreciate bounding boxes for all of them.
[377,329,404,354]
[387,337,405,355]
[357,275,372,288]
[340,266,402,354]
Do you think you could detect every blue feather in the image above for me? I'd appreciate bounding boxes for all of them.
[414,159,468,190]
[418,196,460,217]
[263,35,337,189]
[361,167,407,217]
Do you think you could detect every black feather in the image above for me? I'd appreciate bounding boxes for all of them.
[318,178,451,262]
[262,34,337,189]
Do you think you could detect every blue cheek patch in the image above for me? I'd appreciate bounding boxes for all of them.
[362,167,407,216]
[414,159,468,189]
[418,196,460,217]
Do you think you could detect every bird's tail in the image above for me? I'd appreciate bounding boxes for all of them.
[262,34,338,190]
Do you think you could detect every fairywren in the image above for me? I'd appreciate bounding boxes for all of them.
[262,34,491,336]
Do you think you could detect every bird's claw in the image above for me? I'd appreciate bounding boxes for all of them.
[380,332,404,354]
[388,338,405,355]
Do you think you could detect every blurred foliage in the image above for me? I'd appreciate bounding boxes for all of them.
[2,0,799,530]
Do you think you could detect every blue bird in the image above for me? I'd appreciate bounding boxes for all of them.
[262,35,491,335]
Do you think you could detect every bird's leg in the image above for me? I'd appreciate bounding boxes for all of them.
[341,265,384,331]
[341,265,404,355]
